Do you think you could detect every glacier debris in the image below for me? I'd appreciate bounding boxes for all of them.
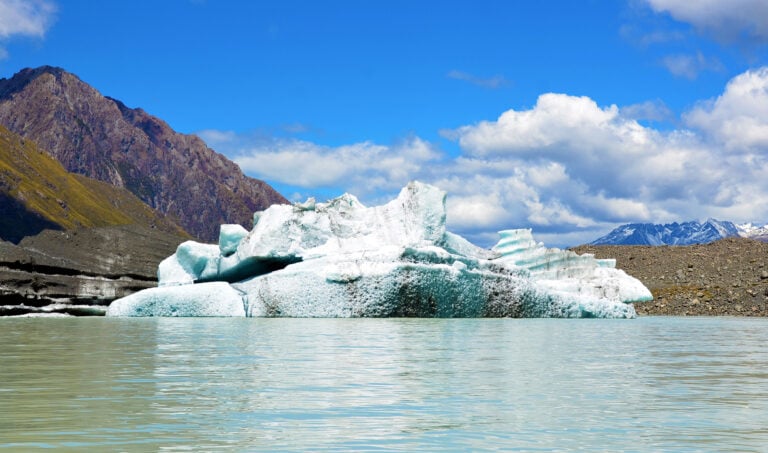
[106,182,652,318]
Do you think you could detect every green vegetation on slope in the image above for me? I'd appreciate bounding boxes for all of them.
[0,125,188,243]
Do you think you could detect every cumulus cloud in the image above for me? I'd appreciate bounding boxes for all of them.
[446,74,768,244]
[644,0,768,44]
[455,93,649,158]
[450,77,768,241]
[685,67,768,151]
[447,70,509,89]
[0,0,55,58]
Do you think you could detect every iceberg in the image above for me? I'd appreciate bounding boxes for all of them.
[105,282,246,317]
[106,182,652,318]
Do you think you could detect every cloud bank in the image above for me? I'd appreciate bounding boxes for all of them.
[235,137,439,192]
[201,68,768,247]
[197,129,441,198]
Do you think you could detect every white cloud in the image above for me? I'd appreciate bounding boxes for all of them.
[228,136,441,196]
[0,0,55,38]
[196,129,237,146]
[645,0,768,44]
[660,51,723,79]
[453,94,663,201]
[447,192,509,230]
[685,67,768,151]
[456,93,653,159]
[447,70,509,89]
[0,0,56,58]
[445,78,768,243]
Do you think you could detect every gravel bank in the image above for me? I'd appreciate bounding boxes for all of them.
[571,237,768,316]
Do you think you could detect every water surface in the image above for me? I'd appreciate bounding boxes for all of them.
[2,317,767,451]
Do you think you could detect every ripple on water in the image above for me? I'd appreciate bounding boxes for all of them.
[1,317,767,451]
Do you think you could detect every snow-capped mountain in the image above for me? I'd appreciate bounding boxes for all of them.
[737,223,768,242]
[590,219,768,245]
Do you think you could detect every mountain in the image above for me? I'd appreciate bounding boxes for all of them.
[737,223,768,242]
[0,66,286,242]
[0,124,186,243]
[590,219,768,245]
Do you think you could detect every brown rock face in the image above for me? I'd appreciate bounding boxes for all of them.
[0,66,287,241]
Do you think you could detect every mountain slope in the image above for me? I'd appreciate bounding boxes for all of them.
[0,125,186,243]
[0,66,287,241]
[590,219,761,246]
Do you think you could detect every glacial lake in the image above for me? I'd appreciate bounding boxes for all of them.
[1,317,768,451]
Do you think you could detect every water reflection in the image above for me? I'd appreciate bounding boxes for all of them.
[1,317,768,450]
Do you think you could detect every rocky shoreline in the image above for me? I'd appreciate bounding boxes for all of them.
[0,224,187,316]
[572,237,768,316]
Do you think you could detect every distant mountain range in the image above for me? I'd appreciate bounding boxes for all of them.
[0,66,286,242]
[591,219,768,245]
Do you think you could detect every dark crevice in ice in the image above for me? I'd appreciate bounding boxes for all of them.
[195,256,303,284]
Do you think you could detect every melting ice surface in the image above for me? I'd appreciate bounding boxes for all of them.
[106,182,652,318]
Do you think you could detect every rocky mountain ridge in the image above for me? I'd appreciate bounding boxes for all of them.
[0,66,286,241]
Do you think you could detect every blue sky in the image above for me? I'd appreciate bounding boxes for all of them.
[2,0,768,247]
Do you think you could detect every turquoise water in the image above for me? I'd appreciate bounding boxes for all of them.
[1,317,767,451]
